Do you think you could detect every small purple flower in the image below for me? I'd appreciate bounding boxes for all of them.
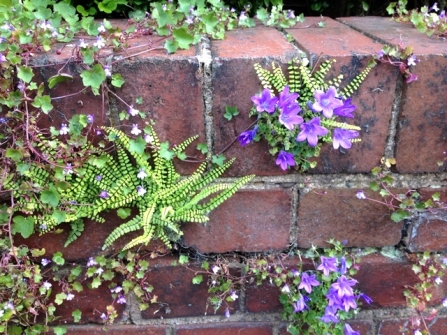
[296,117,328,147]
[443,298,447,307]
[291,269,299,277]
[5,302,14,310]
[87,114,94,123]
[358,293,373,304]
[356,190,366,200]
[185,16,194,24]
[230,291,238,300]
[333,98,356,118]
[332,275,358,298]
[137,186,147,196]
[93,36,105,49]
[377,49,385,59]
[333,128,359,150]
[275,151,295,171]
[79,39,88,48]
[41,258,51,266]
[17,82,25,92]
[251,88,278,114]
[117,294,126,304]
[312,86,343,118]
[339,257,347,275]
[344,323,360,335]
[128,105,139,116]
[225,308,230,318]
[320,305,339,323]
[317,256,338,277]
[429,2,440,12]
[95,175,103,181]
[63,163,74,175]
[326,287,343,309]
[238,125,258,146]
[42,281,52,290]
[278,86,299,110]
[406,72,418,83]
[131,124,141,136]
[100,313,107,320]
[293,295,307,312]
[211,265,219,274]
[60,123,69,135]
[341,294,357,311]
[407,55,418,66]
[298,272,320,294]
[279,105,303,130]
[104,65,112,77]
[99,191,109,199]
[287,10,295,19]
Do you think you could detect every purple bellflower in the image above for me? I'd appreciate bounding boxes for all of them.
[333,98,356,118]
[333,128,359,150]
[251,88,278,114]
[278,86,299,110]
[320,305,340,323]
[312,86,343,118]
[298,272,320,294]
[326,287,343,308]
[293,294,307,312]
[238,125,258,146]
[279,104,303,130]
[296,117,328,147]
[339,256,347,275]
[344,324,360,335]
[341,295,357,312]
[317,256,338,276]
[332,275,357,298]
[276,151,295,171]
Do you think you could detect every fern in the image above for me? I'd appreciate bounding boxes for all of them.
[8,124,254,249]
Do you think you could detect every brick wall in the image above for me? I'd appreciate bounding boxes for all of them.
[24,17,447,334]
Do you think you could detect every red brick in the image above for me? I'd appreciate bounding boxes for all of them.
[14,210,166,261]
[379,316,447,335]
[140,257,239,319]
[182,189,292,253]
[407,213,447,252]
[339,17,447,173]
[211,26,297,177]
[355,254,447,309]
[296,189,403,248]
[278,320,373,335]
[53,325,166,334]
[112,46,204,175]
[176,323,272,335]
[286,17,398,174]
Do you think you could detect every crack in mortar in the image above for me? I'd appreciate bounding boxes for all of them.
[384,76,403,159]
[197,36,215,161]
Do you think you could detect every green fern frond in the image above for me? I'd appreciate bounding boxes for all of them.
[341,66,372,99]
[64,220,85,247]
[321,119,361,131]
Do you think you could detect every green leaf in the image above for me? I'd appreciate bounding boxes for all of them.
[80,64,106,95]
[91,276,102,288]
[129,137,146,155]
[72,282,83,292]
[160,142,175,160]
[31,248,46,257]
[212,154,225,166]
[224,106,239,121]
[179,254,189,265]
[17,66,34,83]
[52,251,65,266]
[165,39,179,54]
[55,293,66,305]
[172,27,194,49]
[390,209,411,222]
[432,192,441,201]
[5,148,23,161]
[51,210,66,224]
[111,73,125,88]
[48,73,74,89]
[202,13,218,34]
[152,3,175,27]
[88,154,110,168]
[196,143,208,154]
[81,48,94,65]
[32,95,53,113]
[41,186,61,207]
[117,208,131,219]
[12,216,34,238]
[192,275,203,284]
[369,181,380,192]
[72,310,82,323]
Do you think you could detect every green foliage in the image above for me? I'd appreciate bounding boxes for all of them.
[246,56,372,171]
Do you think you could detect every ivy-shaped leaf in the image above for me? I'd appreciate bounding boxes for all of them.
[48,73,74,89]
[111,73,125,88]
[17,66,34,83]
[160,142,175,160]
[172,27,194,49]
[72,310,82,323]
[12,216,35,238]
[41,186,61,207]
[32,95,53,113]
[80,64,106,95]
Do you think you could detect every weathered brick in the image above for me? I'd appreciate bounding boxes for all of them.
[286,17,398,174]
[355,254,446,309]
[406,187,447,252]
[339,17,447,173]
[14,210,166,261]
[379,316,447,335]
[278,320,373,335]
[140,256,238,319]
[182,189,292,253]
[176,323,273,335]
[296,189,403,248]
[52,325,166,334]
[211,26,297,177]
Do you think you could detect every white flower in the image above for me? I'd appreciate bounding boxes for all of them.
[239,11,248,21]
[87,257,97,267]
[443,298,447,307]
[66,293,75,300]
[144,134,154,144]
[98,23,106,33]
[41,258,51,266]
[211,265,219,274]
[407,55,417,66]
[110,286,123,293]
[435,277,443,285]
[40,20,53,30]
[137,186,147,196]
[79,39,88,48]
[137,169,147,179]
[281,284,290,293]
[63,163,74,175]
[43,281,52,289]
[93,36,105,49]
[100,313,107,320]
[128,105,139,116]
[117,294,126,304]
[96,267,104,275]
[104,65,112,77]
[5,302,14,309]
[230,291,238,300]
[131,124,142,136]
[0,310,3,318]
[414,330,422,335]
[356,190,366,200]
[60,123,69,135]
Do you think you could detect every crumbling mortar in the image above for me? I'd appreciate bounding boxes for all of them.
[384,74,403,160]
[289,185,300,243]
